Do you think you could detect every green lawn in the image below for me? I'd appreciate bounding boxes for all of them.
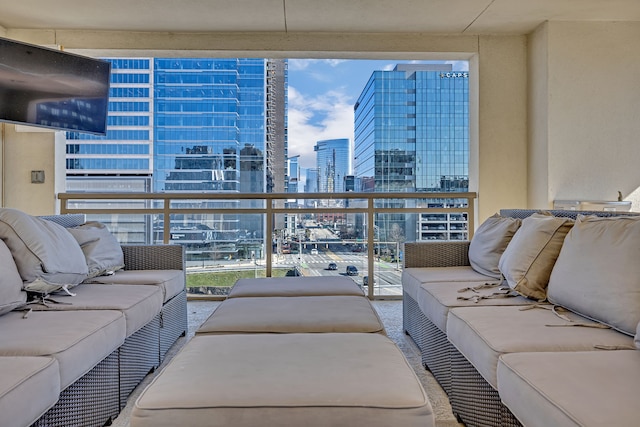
[186,268,290,288]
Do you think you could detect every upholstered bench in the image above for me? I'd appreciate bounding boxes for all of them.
[196,295,385,335]
[227,275,364,298]
[131,333,434,427]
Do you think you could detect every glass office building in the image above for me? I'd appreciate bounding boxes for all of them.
[314,138,351,194]
[354,64,469,241]
[65,58,288,256]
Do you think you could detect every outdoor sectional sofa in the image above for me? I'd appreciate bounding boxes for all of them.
[403,208,640,427]
[0,209,187,427]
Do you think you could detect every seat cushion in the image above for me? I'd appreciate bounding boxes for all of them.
[86,269,184,302]
[498,350,640,427]
[548,215,640,335]
[0,310,126,389]
[0,356,60,427]
[227,276,364,298]
[417,281,534,333]
[196,296,385,335]
[447,305,634,389]
[28,284,163,336]
[131,333,434,427]
[402,266,496,301]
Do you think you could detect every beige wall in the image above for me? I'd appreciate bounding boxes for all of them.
[476,35,528,220]
[3,30,529,221]
[529,21,640,210]
[1,124,63,215]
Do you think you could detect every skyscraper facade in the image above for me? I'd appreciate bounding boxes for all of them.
[353,64,469,241]
[314,138,351,194]
[305,168,319,193]
[65,57,288,257]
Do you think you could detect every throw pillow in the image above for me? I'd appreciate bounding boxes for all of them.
[468,213,521,278]
[498,213,573,301]
[547,215,640,336]
[0,208,88,294]
[67,221,125,278]
[0,238,27,315]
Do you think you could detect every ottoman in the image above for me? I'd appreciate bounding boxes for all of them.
[131,333,434,427]
[196,295,385,335]
[227,276,364,298]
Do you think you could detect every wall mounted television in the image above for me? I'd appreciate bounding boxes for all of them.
[0,37,110,135]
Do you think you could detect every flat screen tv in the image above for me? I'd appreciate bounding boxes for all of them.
[0,37,110,135]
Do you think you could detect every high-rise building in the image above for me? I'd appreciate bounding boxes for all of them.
[314,138,351,194]
[305,168,319,193]
[65,58,288,257]
[287,156,300,193]
[354,64,469,242]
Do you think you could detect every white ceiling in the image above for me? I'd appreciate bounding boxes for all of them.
[1,0,640,35]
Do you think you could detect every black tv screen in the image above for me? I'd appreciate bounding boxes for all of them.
[0,37,110,135]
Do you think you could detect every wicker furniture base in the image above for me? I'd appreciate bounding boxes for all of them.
[119,314,161,409]
[421,317,453,395]
[402,292,428,352]
[159,289,188,361]
[32,350,120,427]
[450,347,521,427]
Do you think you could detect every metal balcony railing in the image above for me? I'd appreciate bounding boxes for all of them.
[59,191,476,299]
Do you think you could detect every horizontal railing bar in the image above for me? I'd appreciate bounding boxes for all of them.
[59,191,477,201]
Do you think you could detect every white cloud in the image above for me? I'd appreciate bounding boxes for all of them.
[288,86,354,170]
[288,58,348,71]
[446,60,469,71]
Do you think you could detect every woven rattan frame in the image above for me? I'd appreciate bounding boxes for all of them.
[421,317,453,395]
[450,347,522,427]
[403,241,470,269]
[159,289,188,361]
[402,292,428,352]
[119,314,161,409]
[122,244,185,271]
[32,350,119,427]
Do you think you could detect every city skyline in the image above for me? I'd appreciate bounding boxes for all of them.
[287,58,469,173]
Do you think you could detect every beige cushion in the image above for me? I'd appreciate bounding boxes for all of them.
[29,283,162,337]
[227,276,364,298]
[636,322,640,349]
[67,222,124,278]
[86,269,184,302]
[468,214,521,278]
[0,208,88,294]
[196,296,385,335]
[131,333,434,427]
[498,351,640,427]
[447,305,633,389]
[417,281,534,333]
[548,215,640,335]
[0,356,60,427]
[402,266,496,302]
[499,213,573,301]
[0,310,126,389]
[0,239,27,315]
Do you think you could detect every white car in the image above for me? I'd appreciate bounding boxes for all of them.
[310,248,318,255]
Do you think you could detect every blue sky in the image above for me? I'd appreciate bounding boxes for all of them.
[286,59,469,171]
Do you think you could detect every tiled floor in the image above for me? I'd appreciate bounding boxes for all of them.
[113,299,462,427]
